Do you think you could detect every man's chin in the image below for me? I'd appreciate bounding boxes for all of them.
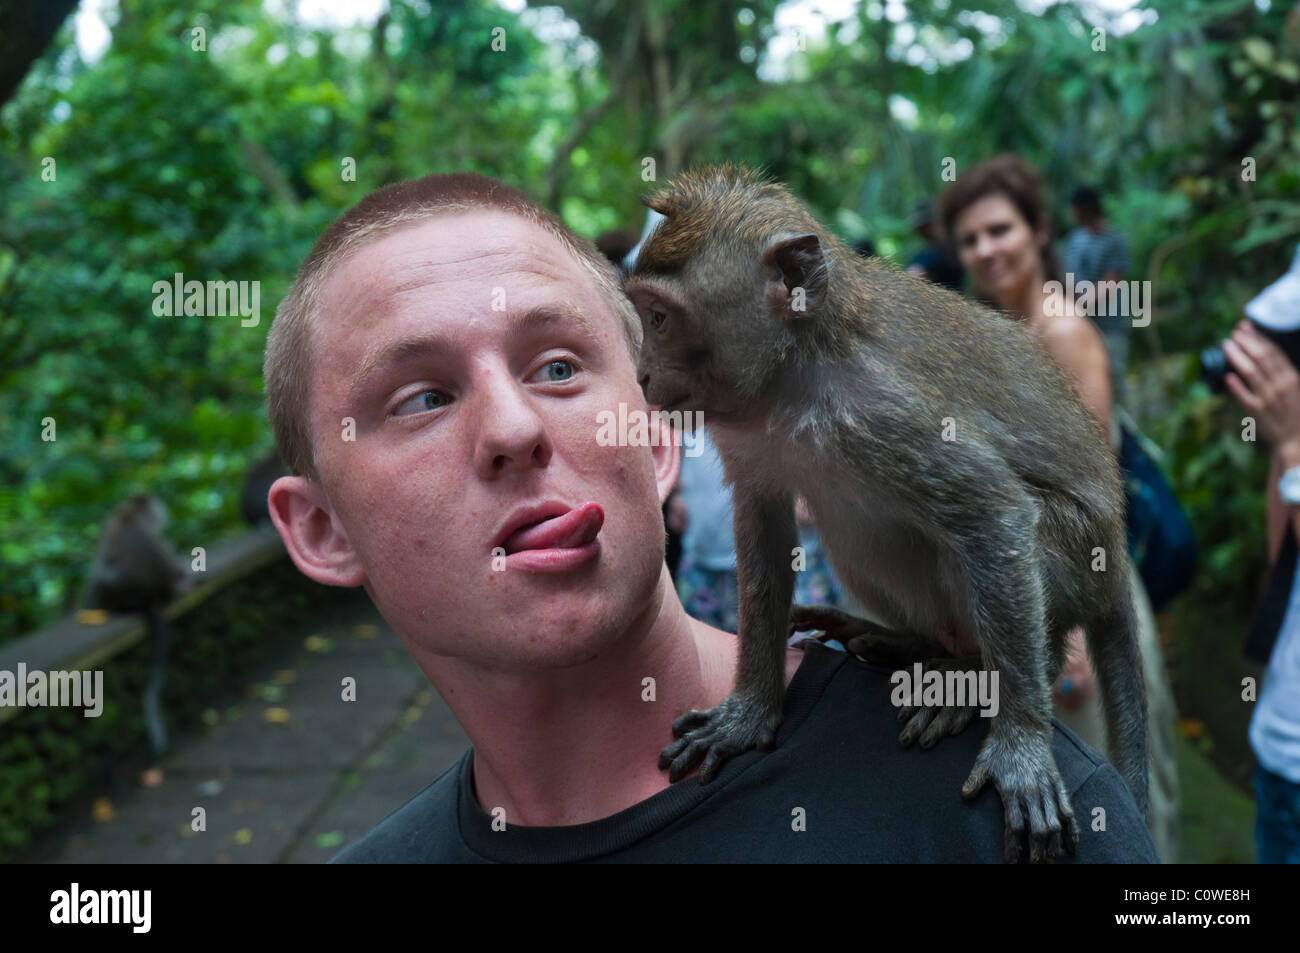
[473,624,619,671]
[476,593,626,662]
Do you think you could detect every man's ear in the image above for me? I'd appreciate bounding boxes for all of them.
[763,232,826,320]
[648,408,682,505]
[267,475,367,588]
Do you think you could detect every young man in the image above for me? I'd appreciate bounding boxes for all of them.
[263,172,1157,863]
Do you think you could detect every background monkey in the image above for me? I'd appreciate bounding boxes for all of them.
[624,165,1147,863]
[84,494,189,755]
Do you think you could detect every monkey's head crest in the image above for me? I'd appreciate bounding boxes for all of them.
[634,164,792,278]
[641,163,773,219]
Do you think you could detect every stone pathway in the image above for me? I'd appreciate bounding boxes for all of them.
[26,598,468,864]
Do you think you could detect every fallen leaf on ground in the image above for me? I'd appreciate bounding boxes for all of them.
[139,768,164,788]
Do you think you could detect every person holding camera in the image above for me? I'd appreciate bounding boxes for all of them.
[1224,246,1300,864]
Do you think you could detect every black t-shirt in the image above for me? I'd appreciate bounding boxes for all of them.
[331,641,1159,863]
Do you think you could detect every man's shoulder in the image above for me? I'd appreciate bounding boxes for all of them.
[771,644,1160,862]
[329,752,469,863]
[820,646,1125,791]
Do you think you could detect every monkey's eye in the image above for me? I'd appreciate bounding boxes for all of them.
[648,307,668,330]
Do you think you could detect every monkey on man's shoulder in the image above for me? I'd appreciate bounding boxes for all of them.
[624,164,1147,864]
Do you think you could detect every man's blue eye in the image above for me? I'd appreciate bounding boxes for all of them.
[395,390,448,416]
[545,360,574,381]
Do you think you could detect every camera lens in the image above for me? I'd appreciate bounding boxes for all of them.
[1200,345,1229,393]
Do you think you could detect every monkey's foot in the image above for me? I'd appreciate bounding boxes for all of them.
[962,734,1081,864]
[896,656,982,748]
[659,692,784,784]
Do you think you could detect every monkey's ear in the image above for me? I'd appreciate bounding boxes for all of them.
[762,233,826,320]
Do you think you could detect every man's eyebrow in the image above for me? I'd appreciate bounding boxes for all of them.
[506,303,603,343]
[348,304,604,402]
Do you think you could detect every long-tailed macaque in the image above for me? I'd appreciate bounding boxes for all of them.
[623,165,1146,863]
[84,494,189,753]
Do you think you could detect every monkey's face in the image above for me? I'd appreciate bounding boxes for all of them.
[625,262,777,423]
[126,494,167,533]
[627,180,826,422]
[626,279,719,413]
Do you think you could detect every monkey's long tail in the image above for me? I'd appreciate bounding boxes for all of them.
[142,606,170,757]
[1084,577,1149,819]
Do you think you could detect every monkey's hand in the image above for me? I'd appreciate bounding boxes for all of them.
[962,732,1080,864]
[896,656,982,748]
[659,691,784,784]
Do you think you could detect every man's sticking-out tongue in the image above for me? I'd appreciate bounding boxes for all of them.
[504,502,604,554]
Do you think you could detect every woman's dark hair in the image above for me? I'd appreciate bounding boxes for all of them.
[939,153,1065,303]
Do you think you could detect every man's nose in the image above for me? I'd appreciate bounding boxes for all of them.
[472,375,552,477]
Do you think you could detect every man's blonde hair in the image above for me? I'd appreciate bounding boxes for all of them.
[263,173,643,480]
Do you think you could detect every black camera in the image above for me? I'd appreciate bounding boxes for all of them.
[1200,321,1300,394]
